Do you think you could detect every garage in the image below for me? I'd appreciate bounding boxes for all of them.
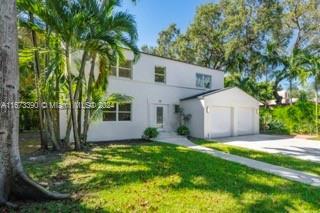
[237,107,254,135]
[180,87,260,139]
[209,107,232,138]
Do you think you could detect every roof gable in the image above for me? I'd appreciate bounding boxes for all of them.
[181,87,259,105]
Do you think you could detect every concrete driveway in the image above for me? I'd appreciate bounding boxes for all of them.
[218,134,320,162]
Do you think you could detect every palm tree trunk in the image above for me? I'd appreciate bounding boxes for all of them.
[74,51,88,100]
[64,112,72,147]
[65,45,81,150]
[289,78,293,105]
[74,51,88,146]
[77,85,82,143]
[47,28,61,143]
[29,13,48,150]
[0,0,68,206]
[44,109,60,150]
[54,74,60,140]
[315,81,319,136]
[83,54,96,144]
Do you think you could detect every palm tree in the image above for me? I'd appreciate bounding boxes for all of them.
[78,0,139,144]
[18,0,69,150]
[18,0,139,150]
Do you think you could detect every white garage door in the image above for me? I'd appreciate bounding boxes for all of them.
[209,107,232,138]
[238,107,254,135]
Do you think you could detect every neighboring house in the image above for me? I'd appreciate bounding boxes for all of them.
[60,50,260,142]
[267,90,298,106]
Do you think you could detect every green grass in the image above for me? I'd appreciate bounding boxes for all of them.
[8,142,320,212]
[193,139,320,176]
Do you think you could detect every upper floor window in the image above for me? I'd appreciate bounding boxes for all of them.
[155,66,166,83]
[103,103,132,122]
[196,73,212,89]
[110,60,132,79]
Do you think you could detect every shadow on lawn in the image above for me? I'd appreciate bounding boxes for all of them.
[21,142,320,212]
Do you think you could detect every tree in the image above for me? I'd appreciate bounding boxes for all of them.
[143,0,285,74]
[77,0,139,144]
[281,0,320,103]
[225,73,273,105]
[300,46,320,135]
[141,24,180,58]
[19,0,91,150]
[18,0,139,150]
[144,0,319,106]
[0,0,67,207]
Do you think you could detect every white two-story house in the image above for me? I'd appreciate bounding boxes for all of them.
[60,50,259,142]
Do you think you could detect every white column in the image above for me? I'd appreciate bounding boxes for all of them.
[232,107,238,136]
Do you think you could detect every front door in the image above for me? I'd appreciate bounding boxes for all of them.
[155,105,167,130]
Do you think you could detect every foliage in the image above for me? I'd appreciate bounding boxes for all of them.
[17,142,320,212]
[141,24,180,58]
[176,125,190,136]
[225,73,273,104]
[260,94,317,134]
[176,106,192,126]
[17,0,139,150]
[144,0,320,104]
[143,127,159,139]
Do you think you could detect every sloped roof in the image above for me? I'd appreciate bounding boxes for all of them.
[181,87,234,101]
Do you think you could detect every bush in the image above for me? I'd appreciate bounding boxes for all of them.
[177,125,190,136]
[260,96,317,135]
[143,127,159,139]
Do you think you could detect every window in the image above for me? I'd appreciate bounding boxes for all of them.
[103,103,132,122]
[118,103,131,121]
[155,66,166,83]
[110,60,132,78]
[156,106,164,128]
[110,61,117,76]
[196,73,212,89]
[103,104,117,121]
[110,67,117,76]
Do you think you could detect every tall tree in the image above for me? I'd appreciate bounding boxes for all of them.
[282,0,320,102]
[144,0,319,105]
[76,0,139,144]
[0,0,67,206]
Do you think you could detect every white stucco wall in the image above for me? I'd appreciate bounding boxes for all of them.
[180,99,205,138]
[60,50,224,141]
[180,87,260,139]
[203,88,260,138]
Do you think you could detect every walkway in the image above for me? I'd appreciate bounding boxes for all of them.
[155,133,320,187]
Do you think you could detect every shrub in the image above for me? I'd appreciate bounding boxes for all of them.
[143,127,159,139]
[260,96,317,135]
[177,125,190,136]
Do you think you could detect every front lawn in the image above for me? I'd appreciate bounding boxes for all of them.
[10,142,320,212]
[193,139,320,176]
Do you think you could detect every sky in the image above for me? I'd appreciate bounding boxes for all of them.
[121,0,216,48]
[119,1,312,90]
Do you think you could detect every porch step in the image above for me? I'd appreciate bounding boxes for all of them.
[156,131,185,140]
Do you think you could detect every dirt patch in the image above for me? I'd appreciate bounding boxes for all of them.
[19,131,41,156]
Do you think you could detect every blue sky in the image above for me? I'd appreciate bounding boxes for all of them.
[122,0,216,47]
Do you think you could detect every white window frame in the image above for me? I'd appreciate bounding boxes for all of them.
[196,73,212,89]
[154,66,166,84]
[118,103,132,121]
[103,104,117,122]
[110,59,132,79]
[103,103,132,122]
